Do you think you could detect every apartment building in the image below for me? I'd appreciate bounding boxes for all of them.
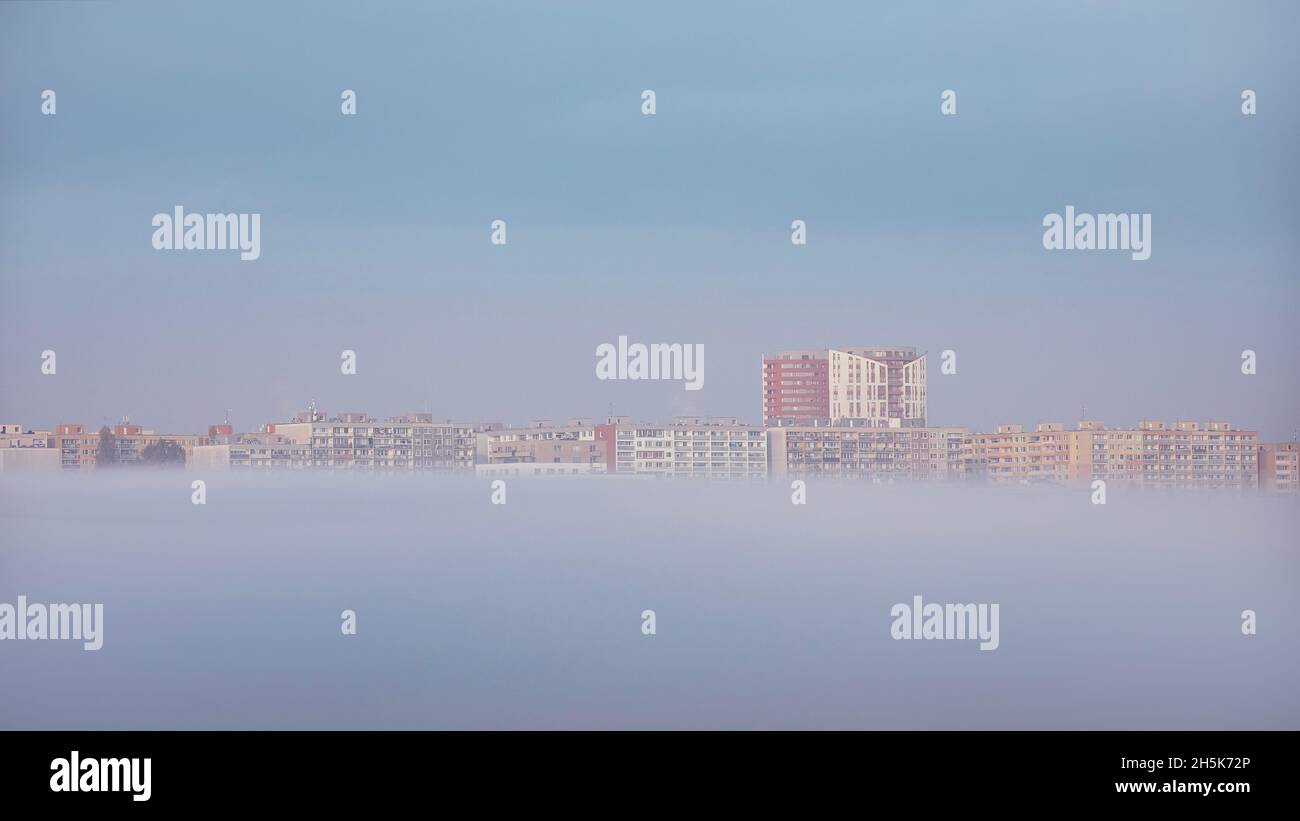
[596,416,768,479]
[1089,420,1257,489]
[189,433,312,471]
[269,412,476,470]
[768,423,967,480]
[763,346,926,427]
[35,422,199,469]
[49,424,99,470]
[1258,441,1299,493]
[761,351,830,424]
[102,424,203,465]
[964,423,1074,484]
[475,419,607,477]
[0,423,55,471]
[0,424,51,448]
[965,420,1259,489]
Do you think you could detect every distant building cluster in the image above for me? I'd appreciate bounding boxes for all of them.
[2,344,1296,492]
[477,415,767,480]
[771,419,1277,491]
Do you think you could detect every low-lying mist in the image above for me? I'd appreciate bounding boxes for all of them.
[1,473,1296,729]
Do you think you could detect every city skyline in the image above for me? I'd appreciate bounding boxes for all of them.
[4,406,1293,493]
[6,340,1298,442]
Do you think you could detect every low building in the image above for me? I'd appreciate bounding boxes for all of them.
[0,425,52,449]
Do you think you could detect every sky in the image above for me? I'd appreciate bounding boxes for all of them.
[1,1,1297,437]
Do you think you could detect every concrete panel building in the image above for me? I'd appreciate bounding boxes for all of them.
[595,416,768,479]
[270,412,476,471]
[103,424,203,465]
[768,424,966,480]
[964,423,1074,484]
[189,437,312,471]
[1258,441,1299,493]
[50,424,99,470]
[967,420,1259,489]
[476,419,607,474]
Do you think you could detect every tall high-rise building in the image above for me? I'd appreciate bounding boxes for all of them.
[763,346,926,427]
[761,351,829,424]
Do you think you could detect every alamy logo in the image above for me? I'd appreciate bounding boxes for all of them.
[0,595,103,650]
[595,336,704,391]
[151,206,261,261]
[1042,205,1151,261]
[890,595,999,651]
[50,751,151,802]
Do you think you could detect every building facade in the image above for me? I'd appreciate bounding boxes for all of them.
[762,351,829,424]
[963,423,1074,484]
[1258,441,1299,493]
[50,424,98,470]
[269,412,476,471]
[189,435,313,471]
[763,346,926,427]
[475,419,607,476]
[964,420,1259,489]
[0,423,58,472]
[103,424,202,465]
[595,416,768,479]
[768,424,966,480]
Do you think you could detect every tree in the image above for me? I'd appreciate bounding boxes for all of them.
[97,426,117,468]
[140,439,186,466]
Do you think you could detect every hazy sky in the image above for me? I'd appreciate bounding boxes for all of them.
[2,1,1297,437]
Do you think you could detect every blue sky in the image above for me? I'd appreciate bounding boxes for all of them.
[2,1,1297,437]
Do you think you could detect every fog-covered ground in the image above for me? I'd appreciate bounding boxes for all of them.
[1,472,1296,729]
